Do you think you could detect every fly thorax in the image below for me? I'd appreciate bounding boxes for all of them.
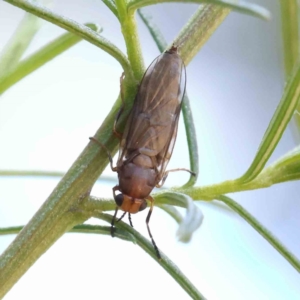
[132,154,153,168]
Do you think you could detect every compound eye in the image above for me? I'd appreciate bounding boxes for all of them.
[115,194,124,207]
[139,201,147,212]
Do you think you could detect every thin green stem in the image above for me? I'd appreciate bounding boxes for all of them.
[3,0,132,77]
[128,0,270,21]
[0,24,100,95]
[279,0,299,77]
[115,0,145,80]
[0,90,136,298]
[0,10,42,73]
[217,195,300,273]
[156,204,183,225]
[102,0,119,18]
[0,225,135,243]
[279,0,300,140]
[238,62,300,183]
[173,4,230,66]
[94,212,206,299]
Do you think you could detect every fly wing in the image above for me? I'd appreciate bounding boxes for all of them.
[118,49,186,181]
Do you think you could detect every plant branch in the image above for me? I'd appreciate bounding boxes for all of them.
[3,0,132,77]
[0,9,42,73]
[0,24,101,95]
[94,212,206,299]
[128,0,270,20]
[115,0,145,80]
[238,62,300,183]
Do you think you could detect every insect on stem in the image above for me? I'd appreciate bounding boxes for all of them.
[92,46,195,259]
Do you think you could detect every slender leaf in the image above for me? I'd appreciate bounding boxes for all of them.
[259,146,300,183]
[279,0,300,140]
[157,204,184,224]
[239,62,300,183]
[115,0,145,80]
[128,0,270,21]
[4,0,132,76]
[172,5,230,66]
[137,9,167,51]
[217,195,300,273]
[102,0,118,18]
[279,0,299,77]
[0,224,135,243]
[95,212,206,300]
[0,11,42,73]
[0,24,101,95]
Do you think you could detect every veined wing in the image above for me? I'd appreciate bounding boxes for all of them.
[118,48,186,180]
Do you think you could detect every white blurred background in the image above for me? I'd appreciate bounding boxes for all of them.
[0,0,299,299]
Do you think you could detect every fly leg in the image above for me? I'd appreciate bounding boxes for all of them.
[145,195,161,260]
[89,137,118,172]
[156,168,196,188]
[111,206,119,237]
[128,213,133,227]
[113,72,126,139]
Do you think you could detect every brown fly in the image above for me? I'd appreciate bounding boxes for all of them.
[91,46,195,259]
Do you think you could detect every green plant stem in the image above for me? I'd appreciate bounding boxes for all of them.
[94,212,206,299]
[174,4,230,65]
[0,225,135,243]
[102,0,118,18]
[279,0,300,139]
[0,211,88,298]
[0,24,100,95]
[128,0,270,20]
[217,195,300,273]
[279,0,299,77]
[0,91,135,297]
[0,10,42,73]
[3,0,132,77]
[115,0,145,80]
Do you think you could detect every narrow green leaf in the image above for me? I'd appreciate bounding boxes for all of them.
[157,204,184,224]
[3,0,132,76]
[156,192,203,242]
[279,0,300,141]
[0,224,135,243]
[279,0,299,77]
[239,62,300,183]
[137,9,167,52]
[115,0,145,80]
[0,12,42,73]
[95,212,206,299]
[129,0,270,21]
[0,24,101,95]
[260,146,300,184]
[172,4,230,66]
[217,195,300,273]
[102,0,119,18]
[138,9,199,187]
